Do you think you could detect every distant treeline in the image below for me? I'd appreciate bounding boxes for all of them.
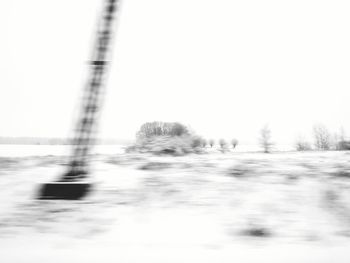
[0,137,127,145]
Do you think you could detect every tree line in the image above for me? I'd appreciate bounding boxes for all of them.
[135,121,349,154]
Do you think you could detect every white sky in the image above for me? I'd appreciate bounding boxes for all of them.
[1,0,350,145]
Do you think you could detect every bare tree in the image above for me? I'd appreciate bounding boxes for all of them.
[209,139,215,148]
[219,139,227,150]
[259,125,273,153]
[313,124,331,150]
[231,139,238,149]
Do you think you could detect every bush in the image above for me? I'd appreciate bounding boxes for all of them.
[129,122,207,155]
[295,141,312,151]
[295,136,312,151]
[337,140,350,151]
[126,135,204,156]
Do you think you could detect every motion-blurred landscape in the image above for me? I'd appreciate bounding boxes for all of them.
[2,0,350,261]
[1,128,350,262]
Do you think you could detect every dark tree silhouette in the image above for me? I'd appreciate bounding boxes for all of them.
[209,139,215,148]
[219,139,227,149]
[231,139,238,149]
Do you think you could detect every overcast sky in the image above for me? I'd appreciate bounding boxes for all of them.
[1,0,350,145]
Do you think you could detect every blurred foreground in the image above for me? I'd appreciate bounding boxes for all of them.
[1,145,350,262]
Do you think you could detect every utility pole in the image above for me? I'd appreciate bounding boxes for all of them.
[38,0,120,199]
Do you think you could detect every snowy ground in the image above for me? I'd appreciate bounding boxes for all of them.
[1,146,350,262]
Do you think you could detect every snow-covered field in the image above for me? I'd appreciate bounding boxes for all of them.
[1,145,350,262]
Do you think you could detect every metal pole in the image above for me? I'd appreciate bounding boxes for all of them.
[38,0,120,199]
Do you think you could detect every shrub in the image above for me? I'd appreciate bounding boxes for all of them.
[126,135,204,156]
[241,226,271,237]
[295,136,312,151]
[129,122,207,155]
[337,140,350,151]
[295,141,312,151]
[191,136,203,148]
